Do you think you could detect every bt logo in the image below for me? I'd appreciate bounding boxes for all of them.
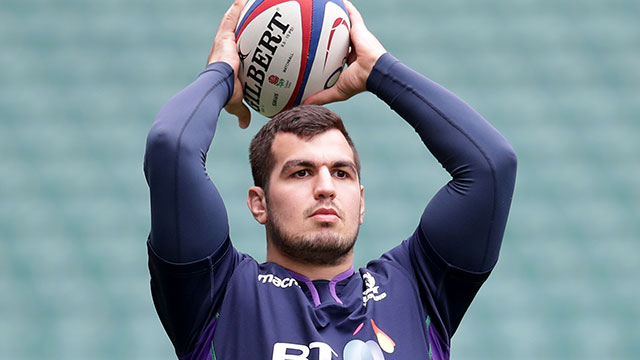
[272,319,395,360]
[272,342,337,360]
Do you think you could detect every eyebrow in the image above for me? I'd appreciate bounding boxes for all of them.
[280,159,358,176]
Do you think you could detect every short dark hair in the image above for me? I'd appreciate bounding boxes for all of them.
[249,105,360,190]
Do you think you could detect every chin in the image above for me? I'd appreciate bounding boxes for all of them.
[268,219,359,266]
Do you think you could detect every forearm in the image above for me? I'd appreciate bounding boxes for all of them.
[144,62,234,263]
[368,53,517,272]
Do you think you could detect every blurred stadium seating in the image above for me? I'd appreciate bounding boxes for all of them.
[1,0,638,358]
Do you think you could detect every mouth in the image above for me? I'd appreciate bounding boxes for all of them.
[309,207,340,223]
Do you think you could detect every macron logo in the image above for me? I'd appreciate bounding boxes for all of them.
[258,273,300,289]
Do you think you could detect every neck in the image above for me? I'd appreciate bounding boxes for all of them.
[266,243,354,280]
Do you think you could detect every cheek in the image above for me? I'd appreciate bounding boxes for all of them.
[267,187,302,218]
[343,186,363,215]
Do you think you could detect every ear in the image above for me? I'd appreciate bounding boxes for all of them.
[247,186,268,224]
[359,184,365,225]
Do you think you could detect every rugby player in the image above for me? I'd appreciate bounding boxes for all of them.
[144,0,517,358]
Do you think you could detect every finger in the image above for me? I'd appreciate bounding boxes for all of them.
[237,104,251,129]
[346,47,357,65]
[343,0,364,27]
[303,86,349,106]
[218,0,247,34]
[225,102,252,129]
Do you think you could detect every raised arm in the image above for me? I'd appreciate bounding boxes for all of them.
[368,54,517,273]
[144,0,250,263]
[367,52,517,340]
[144,63,232,263]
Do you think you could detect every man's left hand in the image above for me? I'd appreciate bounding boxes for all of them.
[303,0,386,106]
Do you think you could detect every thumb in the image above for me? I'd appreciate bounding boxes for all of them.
[303,86,349,106]
[225,101,252,129]
[224,73,252,128]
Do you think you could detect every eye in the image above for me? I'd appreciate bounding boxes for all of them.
[293,169,310,178]
[334,170,349,179]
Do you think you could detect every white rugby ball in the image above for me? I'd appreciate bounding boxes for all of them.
[235,0,351,117]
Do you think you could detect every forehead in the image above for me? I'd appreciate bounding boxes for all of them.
[271,129,355,167]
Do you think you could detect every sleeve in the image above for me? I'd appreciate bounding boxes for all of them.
[143,62,244,356]
[369,54,517,338]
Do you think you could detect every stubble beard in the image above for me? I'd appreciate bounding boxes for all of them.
[267,211,359,266]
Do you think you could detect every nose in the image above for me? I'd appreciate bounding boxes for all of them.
[314,167,335,200]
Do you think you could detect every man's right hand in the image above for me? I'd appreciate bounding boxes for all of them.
[207,0,251,129]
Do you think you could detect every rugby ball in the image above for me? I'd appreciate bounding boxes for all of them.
[235,0,351,117]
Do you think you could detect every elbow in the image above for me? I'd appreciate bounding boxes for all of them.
[489,139,518,191]
[493,139,518,174]
[449,138,517,186]
[143,122,179,181]
[466,139,517,186]
[146,122,176,156]
[496,141,517,180]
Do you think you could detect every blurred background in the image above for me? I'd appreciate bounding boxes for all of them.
[1,0,638,358]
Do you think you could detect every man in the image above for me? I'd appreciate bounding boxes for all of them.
[144,0,517,359]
